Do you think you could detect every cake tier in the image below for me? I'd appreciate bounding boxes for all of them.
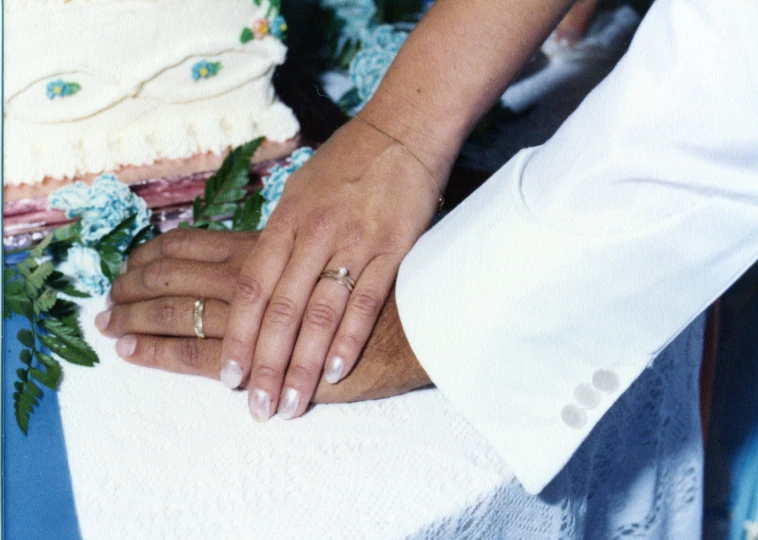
[4,0,299,188]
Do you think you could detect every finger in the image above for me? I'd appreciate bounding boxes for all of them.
[555,0,600,44]
[219,213,297,395]
[114,334,222,379]
[245,246,333,421]
[276,261,359,419]
[110,259,237,305]
[95,297,228,339]
[323,255,399,384]
[127,228,258,271]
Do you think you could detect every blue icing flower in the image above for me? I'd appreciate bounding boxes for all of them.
[257,147,314,230]
[320,0,377,53]
[270,15,288,39]
[349,25,407,109]
[191,60,222,81]
[289,147,315,168]
[46,80,81,99]
[48,173,151,247]
[67,246,110,296]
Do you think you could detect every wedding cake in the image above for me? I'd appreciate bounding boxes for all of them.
[4,0,300,201]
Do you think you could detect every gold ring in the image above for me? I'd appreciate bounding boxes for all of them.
[319,266,355,293]
[193,299,206,339]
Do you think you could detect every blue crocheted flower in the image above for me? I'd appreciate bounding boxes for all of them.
[67,246,111,296]
[48,174,151,247]
[270,15,288,39]
[321,0,377,53]
[192,60,222,81]
[46,80,81,99]
[349,25,407,109]
[257,147,315,230]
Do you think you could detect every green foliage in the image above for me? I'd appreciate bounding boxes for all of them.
[6,136,267,434]
[182,138,266,232]
[240,27,254,43]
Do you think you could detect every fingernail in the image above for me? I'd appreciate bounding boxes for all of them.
[115,335,137,357]
[323,356,344,384]
[278,388,300,420]
[105,291,113,307]
[120,261,128,275]
[220,360,244,389]
[249,388,272,421]
[94,310,111,332]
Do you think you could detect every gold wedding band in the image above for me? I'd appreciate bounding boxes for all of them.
[193,299,206,339]
[319,266,355,293]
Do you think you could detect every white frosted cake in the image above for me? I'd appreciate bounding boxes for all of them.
[4,0,300,201]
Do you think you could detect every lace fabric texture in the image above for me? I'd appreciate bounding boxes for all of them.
[59,298,703,539]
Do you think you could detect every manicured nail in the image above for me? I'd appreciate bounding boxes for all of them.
[278,388,300,420]
[94,310,111,332]
[220,360,243,389]
[249,388,272,421]
[105,291,113,307]
[115,335,137,357]
[120,261,128,275]
[323,356,344,384]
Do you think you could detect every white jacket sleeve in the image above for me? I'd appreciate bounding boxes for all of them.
[395,0,758,495]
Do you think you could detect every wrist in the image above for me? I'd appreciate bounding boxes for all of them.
[358,88,465,190]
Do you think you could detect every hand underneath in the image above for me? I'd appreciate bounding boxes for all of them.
[103,228,432,405]
[219,116,448,420]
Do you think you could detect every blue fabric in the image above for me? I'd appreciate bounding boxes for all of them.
[3,313,81,540]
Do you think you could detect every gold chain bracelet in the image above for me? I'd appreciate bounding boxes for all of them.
[353,113,445,212]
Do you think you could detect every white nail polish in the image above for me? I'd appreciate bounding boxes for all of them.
[278,388,300,420]
[324,356,344,384]
[249,388,272,421]
[220,360,243,389]
[94,310,112,332]
[119,261,128,275]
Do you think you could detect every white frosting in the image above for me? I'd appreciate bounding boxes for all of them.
[4,0,299,186]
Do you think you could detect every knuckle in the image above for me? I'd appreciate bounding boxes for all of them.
[160,228,190,257]
[266,296,299,327]
[153,299,177,329]
[336,332,361,353]
[235,274,264,304]
[142,260,171,290]
[379,232,411,255]
[342,222,366,252]
[286,363,318,385]
[351,291,382,318]
[252,363,280,382]
[147,338,161,366]
[180,339,203,369]
[304,300,339,329]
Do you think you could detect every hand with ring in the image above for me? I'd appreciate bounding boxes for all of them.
[218,112,456,422]
[101,228,432,404]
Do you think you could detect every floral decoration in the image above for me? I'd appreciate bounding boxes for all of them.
[257,147,315,230]
[320,0,377,55]
[270,15,288,39]
[66,246,111,296]
[46,80,81,99]
[48,174,151,247]
[192,60,223,81]
[349,25,408,110]
[252,18,271,38]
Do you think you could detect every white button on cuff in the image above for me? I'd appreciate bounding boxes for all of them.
[561,404,587,429]
[574,383,600,409]
[592,369,620,393]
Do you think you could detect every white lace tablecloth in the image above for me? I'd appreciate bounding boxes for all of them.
[60,297,705,540]
[62,297,520,539]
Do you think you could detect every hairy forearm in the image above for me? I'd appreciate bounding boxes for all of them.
[361,0,574,182]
